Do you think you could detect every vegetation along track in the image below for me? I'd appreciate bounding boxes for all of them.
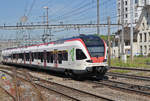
[90,79,150,97]
[0,67,113,101]
[106,72,150,81]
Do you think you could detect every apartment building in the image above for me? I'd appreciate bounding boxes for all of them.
[136,5,150,56]
[112,5,150,58]
[117,0,150,26]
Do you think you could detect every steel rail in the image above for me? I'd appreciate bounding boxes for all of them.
[0,69,113,101]
[34,77,113,101]
[107,72,150,81]
[91,80,150,97]
[12,68,20,101]
[0,70,46,101]
[0,85,16,101]
[22,70,46,101]
[35,83,81,101]
[111,66,150,72]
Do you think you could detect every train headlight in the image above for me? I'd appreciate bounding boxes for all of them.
[86,67,93,72]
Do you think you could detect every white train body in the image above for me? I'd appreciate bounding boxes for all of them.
[2,35,109,77]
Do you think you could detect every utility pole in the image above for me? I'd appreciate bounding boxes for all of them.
[43,6,52,42]
[97,0,100,35]
[39,13,46,36]
[145,0,147,6]
[107,16,111,66]
[130,0,134,61]
[43,6,49,25]
[118,20,121,60]
[121,0,126,62]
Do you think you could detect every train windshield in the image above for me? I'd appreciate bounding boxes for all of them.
[81,35,105,57]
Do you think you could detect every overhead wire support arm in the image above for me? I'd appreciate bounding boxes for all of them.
[0,24,122,30]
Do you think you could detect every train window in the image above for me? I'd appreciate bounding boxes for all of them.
[23,53,25,60]
[58,51,62,64]
[19,53,23,59]
[21,54,23,59]
[76,49,87,60]
[40,52,44,62]
[34,52,37,59]
[31,53,34,61]
[25,53,30,61]
[19,54,21,59]
[8,55,11,59]
[50,52,53,63]
[11,55,13,59]
[38,52,41,59]
[47,52,53,63]
[13,54,18,60]
[44,50,47,62]
[62,51,68,61]
[12,54,14,59]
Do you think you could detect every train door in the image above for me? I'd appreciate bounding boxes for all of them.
[69,48,75,66]
[54,49,58,67]
[44,50,47,67]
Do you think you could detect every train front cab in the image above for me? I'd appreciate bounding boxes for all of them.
[73,35,109,77]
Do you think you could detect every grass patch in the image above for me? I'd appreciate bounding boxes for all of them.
[110,57,150,68]
[110,70,131,73]
[135,72,146,76]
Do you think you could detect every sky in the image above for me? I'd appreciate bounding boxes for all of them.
[0,0,118,42]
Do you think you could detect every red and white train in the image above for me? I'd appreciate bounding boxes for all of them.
[2,34,109,78]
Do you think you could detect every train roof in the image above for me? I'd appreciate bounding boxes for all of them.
[3,34,101,51]
[57,34,101,42]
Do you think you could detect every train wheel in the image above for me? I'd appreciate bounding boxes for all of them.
[64,70,69,77]
[68,70,74,77]
[65,70,74,78]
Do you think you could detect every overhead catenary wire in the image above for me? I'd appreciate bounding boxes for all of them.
[49,0,84,17]
[24,0,29,16]
[1,0,142,43]
[51,0,97,22]
[59,0,110,23]
[46,0,113,24]
[27,0,36,17]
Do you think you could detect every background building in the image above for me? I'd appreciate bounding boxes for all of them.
[113,4,150,57]
[117,0,150,27]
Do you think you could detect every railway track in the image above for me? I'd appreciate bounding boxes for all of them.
[0,85,16,101]
[0,67,113,101]
[91,80,150,97]
[106,72,150,81]
[111,66,150,72]
[12,68,150,99]
[1,65,150,100]
[0,68,45,101]
[12,68,21,101]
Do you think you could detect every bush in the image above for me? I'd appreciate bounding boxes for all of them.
[136,55,144,57]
